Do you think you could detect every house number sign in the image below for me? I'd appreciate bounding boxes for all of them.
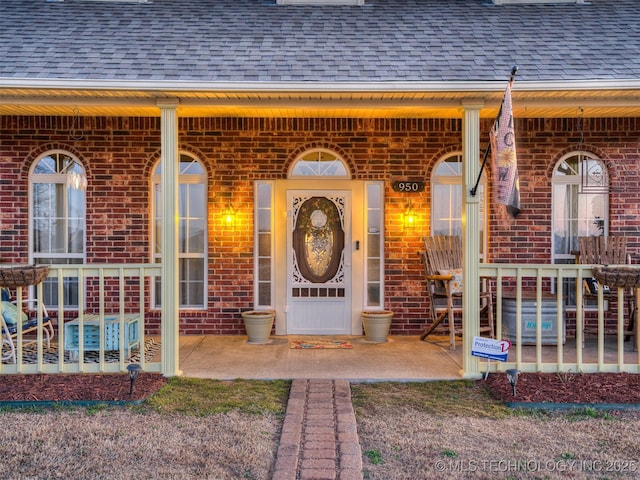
[392,181,425,193]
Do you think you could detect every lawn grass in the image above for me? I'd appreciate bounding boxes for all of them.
[351,380,513,419]
[4,377,640,479]
[1,378,292,480]
[352,380,640,480]
[144,377,291,416]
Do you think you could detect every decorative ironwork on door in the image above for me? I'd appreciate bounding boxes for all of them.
[291,195,345,298]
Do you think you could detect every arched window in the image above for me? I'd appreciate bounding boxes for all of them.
[288,149,350,178]
[552,151,609,264]
[29,150,87,308]
[430,153,488,258]
[151,153,207,309]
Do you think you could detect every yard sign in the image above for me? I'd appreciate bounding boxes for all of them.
[471,336,511,362]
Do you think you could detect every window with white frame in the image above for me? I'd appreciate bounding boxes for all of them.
[255,181,274,308]
[151,153,207,308]
[552,151,609,262]
[365,181,384,308]
[430,153,487,258]
[552,152,609,308]
[29,150,86,309]
[288,149,350,178]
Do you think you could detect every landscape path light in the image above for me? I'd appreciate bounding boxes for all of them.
[506,368,519,396]
[127,363,142,397]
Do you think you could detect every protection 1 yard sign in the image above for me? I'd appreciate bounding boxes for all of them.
[471,336,511,362]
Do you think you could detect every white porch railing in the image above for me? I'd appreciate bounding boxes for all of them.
[3,263,638,375]
[480,263,639,374]
[0,264,162,375]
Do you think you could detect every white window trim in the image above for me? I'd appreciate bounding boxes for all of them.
[551,150,609,263]
[551,151,610,309]
[150,152,208,310]
[288,148,351,179]
[364,181,384,309]
[254,181,276,309]
[430,152,488,260]
[28,150,87,310]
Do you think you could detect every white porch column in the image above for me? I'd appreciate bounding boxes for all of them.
[461,101,484,379]
[159,99,182,377]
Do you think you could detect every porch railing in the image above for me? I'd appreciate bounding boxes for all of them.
[480,263,639,374]
[3,262,638,375]
[0,264,162,375]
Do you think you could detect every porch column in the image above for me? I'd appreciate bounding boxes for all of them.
[461,101,484,379]
[159,99,182,377]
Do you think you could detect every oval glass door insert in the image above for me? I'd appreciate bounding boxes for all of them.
[293,196,345,283]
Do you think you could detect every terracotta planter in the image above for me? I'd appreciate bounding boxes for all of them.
[361,310,394,343]
[241,310,275,344]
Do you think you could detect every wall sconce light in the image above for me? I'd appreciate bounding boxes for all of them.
[223,202,236,227]
[403,202,417,229]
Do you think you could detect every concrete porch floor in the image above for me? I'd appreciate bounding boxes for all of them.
[178,335,463,381]
[176,333,640,380]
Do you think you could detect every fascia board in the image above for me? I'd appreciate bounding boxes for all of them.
[2,78,640,93]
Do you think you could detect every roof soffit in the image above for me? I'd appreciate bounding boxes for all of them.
[2,81,640,118]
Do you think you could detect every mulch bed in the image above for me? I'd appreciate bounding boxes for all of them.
[482,372,640,404]
[0,373,167,402]
[3,372,640,405]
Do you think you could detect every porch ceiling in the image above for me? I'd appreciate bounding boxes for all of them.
[2,85,640,119]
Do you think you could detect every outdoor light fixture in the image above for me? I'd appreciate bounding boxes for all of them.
[403,202,416,229]
[506,368,519,397]
[127,363,142,397]
[223,202,236,227]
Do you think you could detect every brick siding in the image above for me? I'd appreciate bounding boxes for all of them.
[1,115,639,335]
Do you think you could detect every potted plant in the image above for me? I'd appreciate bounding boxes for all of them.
[361,310,394,343]
[241,310,275,344]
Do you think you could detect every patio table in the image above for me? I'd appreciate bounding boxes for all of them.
[64,314,140,361]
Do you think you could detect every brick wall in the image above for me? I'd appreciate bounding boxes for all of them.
[1,115,639,335]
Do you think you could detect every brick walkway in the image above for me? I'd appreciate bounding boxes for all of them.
[273,379,363,480]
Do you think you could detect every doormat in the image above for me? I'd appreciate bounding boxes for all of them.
[290,340,353,349]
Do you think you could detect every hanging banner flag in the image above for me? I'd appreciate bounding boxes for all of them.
[490,82,521,217]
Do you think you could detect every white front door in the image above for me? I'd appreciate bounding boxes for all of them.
[274,180,364,335]
[285,189,351,334]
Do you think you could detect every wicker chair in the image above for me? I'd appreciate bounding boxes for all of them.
[420,236,494,349]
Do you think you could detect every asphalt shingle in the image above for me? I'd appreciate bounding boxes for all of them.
[0,0,638,83]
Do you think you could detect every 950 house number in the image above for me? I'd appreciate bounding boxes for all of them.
[392,181,425,193]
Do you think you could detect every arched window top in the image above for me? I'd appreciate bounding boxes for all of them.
[30,150,87,191]
[152,152,205,177]
[288,149,350,178]
[432,152,489,180]
[553,151,609,193]
[433,153,463,179]
[31,150,85,177]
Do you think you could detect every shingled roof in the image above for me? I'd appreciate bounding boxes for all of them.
[1,0,638,84]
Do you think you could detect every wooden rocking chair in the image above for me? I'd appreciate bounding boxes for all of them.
[575,236,636,342]
[420,236,494,349]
